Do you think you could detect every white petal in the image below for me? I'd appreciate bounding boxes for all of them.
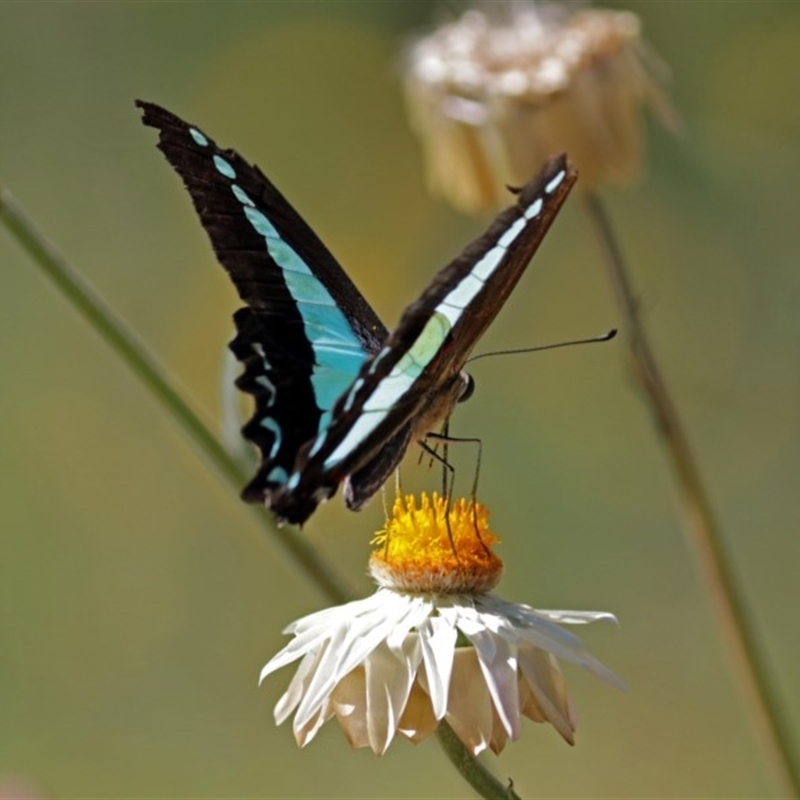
[485,595,618,632]
[331,592,421,678]
[261,599,382,681]
[449,604,500,664]
[283,593,385,635]
[384,594,433,655]
[273,650,320,725]
[291,593,420,729]
[503,604,625,689]
[260,627,332,682]
[512,624,624,689]
[461,625,522,740]
[433,598,470,631]
[293,626,350,730]
[293,695,334,748]
[535,609,619,626]
[418,615,457,719]
[479,595,611,675]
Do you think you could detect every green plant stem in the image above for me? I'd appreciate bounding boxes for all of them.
[0,184,349,606]
[583,189,800,798]
[2,184,511,799]
[436,722,522,800]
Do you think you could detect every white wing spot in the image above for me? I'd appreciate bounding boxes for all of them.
[472,245,504,281]
[524,197,543,220]
[498,217,525,248]
[545,170,566,194]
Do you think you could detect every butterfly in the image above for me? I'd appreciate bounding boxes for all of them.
[137,100,576,525]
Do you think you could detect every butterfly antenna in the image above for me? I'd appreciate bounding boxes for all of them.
[467,328,617,364]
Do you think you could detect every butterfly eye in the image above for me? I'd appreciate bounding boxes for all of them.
[458,373,475,403]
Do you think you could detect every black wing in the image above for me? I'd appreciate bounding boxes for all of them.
[137,101,388,503]
[270,154,577,523]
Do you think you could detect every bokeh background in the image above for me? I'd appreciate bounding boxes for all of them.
[1,1,798,798]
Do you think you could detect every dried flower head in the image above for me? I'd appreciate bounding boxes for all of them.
[404,2,676,212]
[260,493,623,755]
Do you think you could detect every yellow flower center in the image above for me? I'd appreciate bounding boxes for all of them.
[370,493,503,594]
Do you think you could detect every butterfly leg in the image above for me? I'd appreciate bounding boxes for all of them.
[417,435,460,559]
[417,439,441,470]
[423,429,489,556]
[418,435,456,497]
[423,430,483,502]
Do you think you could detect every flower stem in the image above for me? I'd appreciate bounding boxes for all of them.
[583,189,800,798]
[436,721,521,800]
[0,184,350,606]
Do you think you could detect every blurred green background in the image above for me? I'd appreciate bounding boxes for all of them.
[1,1,798,798]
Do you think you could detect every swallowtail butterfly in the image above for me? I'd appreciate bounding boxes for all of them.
[137,101,576,525]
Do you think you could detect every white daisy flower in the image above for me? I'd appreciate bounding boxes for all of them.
[260,494,624,755]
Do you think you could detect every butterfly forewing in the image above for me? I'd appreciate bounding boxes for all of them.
[404,155,576,369]
[270,155,577,522]
[137,101,388,500]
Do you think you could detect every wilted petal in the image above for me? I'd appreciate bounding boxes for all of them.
[488,704,511,755]
[518,646,576,744]
[445,648,497,756]
[518,671,547,723]
[364,639,419,754]
[397,679,438,742]
[330,667,370,749]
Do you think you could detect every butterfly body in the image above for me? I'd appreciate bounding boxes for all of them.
[137,101,576,525]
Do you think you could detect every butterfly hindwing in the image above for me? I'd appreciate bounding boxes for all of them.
[137,101,388,501]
